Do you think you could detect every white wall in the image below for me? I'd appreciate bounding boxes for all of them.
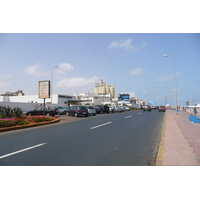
[0,94,76,104]
[0,102,40,112]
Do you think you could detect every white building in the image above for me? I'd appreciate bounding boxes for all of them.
[0,94,76,105]
[78,93,111,105]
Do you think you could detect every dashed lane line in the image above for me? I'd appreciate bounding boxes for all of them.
[124,115,132,119]
[0,143,47,159]
[90,122,112,130]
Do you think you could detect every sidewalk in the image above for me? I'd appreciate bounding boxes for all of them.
[156,110,200,166]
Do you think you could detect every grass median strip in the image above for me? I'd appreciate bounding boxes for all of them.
[90,122,112,130]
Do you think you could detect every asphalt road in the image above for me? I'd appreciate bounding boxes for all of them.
[0,110,165,166]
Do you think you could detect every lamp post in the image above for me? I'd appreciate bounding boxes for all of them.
[163,55,178,114]
[51,66,58,104]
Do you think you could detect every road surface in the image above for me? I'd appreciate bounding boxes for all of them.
[0,110,165,166]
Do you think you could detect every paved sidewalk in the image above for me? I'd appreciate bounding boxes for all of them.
[156,110,200,166]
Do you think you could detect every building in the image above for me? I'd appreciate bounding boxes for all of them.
[78,93,111,105]
[94,79,115,99]
[1,90,24,96]
[0,94,77,105]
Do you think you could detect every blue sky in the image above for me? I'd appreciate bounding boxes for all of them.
[0,33,200,106]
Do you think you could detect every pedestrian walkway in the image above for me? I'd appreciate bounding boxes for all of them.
[156,110,200,166]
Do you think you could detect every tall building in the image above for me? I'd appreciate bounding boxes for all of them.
[94,79,115,99]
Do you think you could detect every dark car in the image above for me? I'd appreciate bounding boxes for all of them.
[93,105,102,114]
[95,105,110,114]
[66,105,88,117]
[26,106,58,116]
[53,106,66,115]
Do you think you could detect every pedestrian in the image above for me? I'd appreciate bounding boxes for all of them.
[194,107,197,115]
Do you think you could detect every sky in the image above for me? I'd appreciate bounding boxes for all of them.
[0,33,200,106]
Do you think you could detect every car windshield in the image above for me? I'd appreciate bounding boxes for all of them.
[79,106,86,109]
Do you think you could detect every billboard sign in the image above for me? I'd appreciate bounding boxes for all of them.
[38,80,50,99]
[118,93,130,101]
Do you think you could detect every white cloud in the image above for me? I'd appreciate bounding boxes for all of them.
[56,63,74,74]
[56,76,100,88]
[130,68,144,76]
[0,74,13,79]
[108,38,134,50]
[0,82,10,87]
[157,75,174,82]
[136,42,147,51]
[108,39,147,51]
[24,63,48,77]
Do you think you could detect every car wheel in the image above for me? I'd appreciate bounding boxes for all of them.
[85,114,88,117]
[75,113,78,117]
[66,112,69,116]
[93,114,96,116]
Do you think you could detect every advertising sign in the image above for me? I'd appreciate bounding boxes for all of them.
[38,80,50,99]
[118,93,130,101]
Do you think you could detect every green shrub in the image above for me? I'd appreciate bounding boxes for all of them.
[0,119,17,128]
[0,106,23,118]
[0,106,13,118]
[16,118,29,125]
[13,107,23,118]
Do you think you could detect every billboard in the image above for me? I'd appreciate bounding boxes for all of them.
[118,93,130,101]
[38,80,50,99]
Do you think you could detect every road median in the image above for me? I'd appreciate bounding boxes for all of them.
[0,117,60,133]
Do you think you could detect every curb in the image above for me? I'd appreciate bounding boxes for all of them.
[0,118,60,133]
[155,112,166,166]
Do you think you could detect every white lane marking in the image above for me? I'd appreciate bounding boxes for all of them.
[0,143,47,159]
[124,115,132,119]
[90,122,112,129]
[138,113,142,115]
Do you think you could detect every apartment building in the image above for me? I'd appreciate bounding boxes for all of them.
[94,79,115,99]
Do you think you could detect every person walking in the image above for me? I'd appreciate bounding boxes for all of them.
[194,107,197,115]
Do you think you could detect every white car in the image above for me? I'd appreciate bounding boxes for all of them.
[85,105,96,116]
[125,107,130,111]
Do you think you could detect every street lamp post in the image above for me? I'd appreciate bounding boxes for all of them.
[51,66,58,104]
[164,55,178,115]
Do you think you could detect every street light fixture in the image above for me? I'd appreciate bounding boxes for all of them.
[163,55,178,115]
[51,66,58,104]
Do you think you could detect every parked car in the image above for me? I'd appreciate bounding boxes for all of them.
[26,106,58,116]
[109,106,116,113]
[66,105,88,117]
[142,105,152,111]
[93,105,102,114]
[159,105,166,112]
[125,107,130,111]
[118,106,124,112]
[53,106,66,115]
[85,105,96,116]
[95,105,110,114]
[63,106,71,112]
[115,106,123,113]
